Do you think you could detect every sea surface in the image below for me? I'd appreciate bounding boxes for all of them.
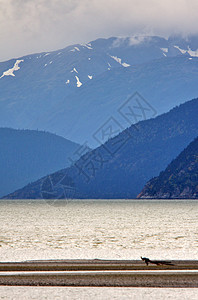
[0,199,197,262]
[0,199,198,299]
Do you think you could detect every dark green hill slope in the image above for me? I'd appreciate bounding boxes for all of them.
[138,137,198,199]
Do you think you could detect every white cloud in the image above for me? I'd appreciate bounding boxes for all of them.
[128,36,150,46]
[0,0,198,61]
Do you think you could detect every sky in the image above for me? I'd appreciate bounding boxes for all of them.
[0,0,198,61]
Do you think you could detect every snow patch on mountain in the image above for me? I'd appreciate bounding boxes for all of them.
[71,68,78,73]
[110,55,130,67]
[161,48,168,57]
[70,46,83,52]
[187,47,198,57]
[174,45,198,57]
[0,60,24,79]
[66,80,70,84]
[81,44,93,50]
[75,76,82,87]
[161,48,168,53]
[174,45,187,54]
[122,62,131,67]
[88,75,93,79]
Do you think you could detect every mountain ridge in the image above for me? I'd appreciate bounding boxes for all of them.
[138,137,198,199]
[4,97,198,199]
[1,35,198,146]
[0,128,81,197]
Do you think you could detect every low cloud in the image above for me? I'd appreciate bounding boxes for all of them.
[0,0,198,61]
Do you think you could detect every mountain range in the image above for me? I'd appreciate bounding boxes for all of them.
[1,35,198,146]
[4,97,198,199]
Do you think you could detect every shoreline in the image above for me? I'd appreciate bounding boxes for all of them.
[0,270,198,287]
[1,259,198,272]
[0,260,198,287]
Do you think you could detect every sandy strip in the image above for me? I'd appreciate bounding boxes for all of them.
[0,260,198,272]
[0,270,198,287]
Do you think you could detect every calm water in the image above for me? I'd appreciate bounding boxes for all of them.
[0,199,197,261]
[0,200,198,299]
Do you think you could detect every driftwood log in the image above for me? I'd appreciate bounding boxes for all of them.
[141,257,174,266]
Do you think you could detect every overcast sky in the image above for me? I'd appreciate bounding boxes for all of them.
[0,0,198,61]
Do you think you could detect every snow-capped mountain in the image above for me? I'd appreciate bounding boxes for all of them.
[1,35,198,146]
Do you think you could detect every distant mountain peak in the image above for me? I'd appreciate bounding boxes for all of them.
[1,35,198,146]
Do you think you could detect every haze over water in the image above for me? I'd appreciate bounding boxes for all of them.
[0,200,197,262]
